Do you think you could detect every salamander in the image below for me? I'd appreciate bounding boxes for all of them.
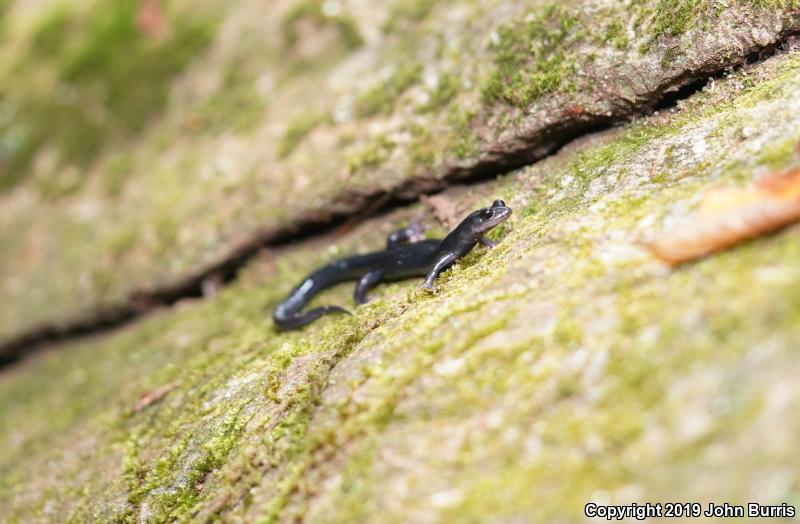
[272,199,512,330]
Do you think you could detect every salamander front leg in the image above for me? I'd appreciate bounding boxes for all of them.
[386,222,426,249]
[354,270,384,305]
[420,253,457,291]
[478,235,497,248]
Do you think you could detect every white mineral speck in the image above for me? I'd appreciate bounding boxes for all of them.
[433,357,466,376]
[321,0,342,17]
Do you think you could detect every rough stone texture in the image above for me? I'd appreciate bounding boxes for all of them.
[1,0,799,350]
[2,36,800,521]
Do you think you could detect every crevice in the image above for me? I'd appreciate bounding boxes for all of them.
[1,34,798,367]
[651,75,713,113]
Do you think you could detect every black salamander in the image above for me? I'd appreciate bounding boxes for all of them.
[272,199,512,330]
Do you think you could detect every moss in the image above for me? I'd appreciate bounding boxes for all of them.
[128,404,253,521]
[754,134,800,169]
[0,0,11,38]
[30,166,84,199]
[603,19,629,51]
[4,7,800,522]
[345,134,397,173]
[647,0,712,38]
[29,6,73,57]
[0,0,218,193]
[3,0,797,345]
[382,0,439,33]
[419,72,461,113]
[481,4,580,107]
[279,111,327,158]
[354,62,423,118]
[195,60,267,136]
[447,105,481,160]
[635,0,799,53]
[406,123,438,169]
[60,2,215,132]
[281,0,363,52]
[321,440,379,523]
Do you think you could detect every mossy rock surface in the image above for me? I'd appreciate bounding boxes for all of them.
[2,45,800,521]
[1,0,799,346]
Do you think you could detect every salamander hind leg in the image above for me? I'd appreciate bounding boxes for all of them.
[354,270,384,305]
[386,222,426,249]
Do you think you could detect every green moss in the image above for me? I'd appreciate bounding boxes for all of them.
[282,0,363,52]
[4,7,800,522]
[755,134,800,169]
[447,106,481,160]
[382,0,439,33]
[322,440,379,523]
[406,123,438,169]
[29,6,73,57]
[100,152,136,197]
[60,2,215,133]
[481,4,580,107]
[134,405,252,521]
[648,0,712,38]
[279,111,327,158]
[345,134,397,173]
[354,62,423,118]
[196,60,267,136]
[0,0,218,193]
[419,72,461,113]
[604,19,629,50]
[0,0,11,38]
[635,0,799,53]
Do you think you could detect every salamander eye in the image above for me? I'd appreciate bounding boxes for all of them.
[492,199,506,208]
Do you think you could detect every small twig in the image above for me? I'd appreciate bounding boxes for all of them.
[648,144,668,180]
[133,381,180,412]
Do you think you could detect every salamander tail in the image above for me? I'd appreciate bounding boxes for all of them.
[273,305,350,331]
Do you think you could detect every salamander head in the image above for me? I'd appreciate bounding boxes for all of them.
[459,199,512,240]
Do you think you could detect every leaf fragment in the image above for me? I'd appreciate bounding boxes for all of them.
[642,167,800,265]
[133,381,180,412]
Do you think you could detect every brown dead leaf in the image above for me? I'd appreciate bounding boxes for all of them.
[421,194,461,228]
[697,187,771,215]
[755,167,800,199]
[133,381,180,412]
[643,166,800,265]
